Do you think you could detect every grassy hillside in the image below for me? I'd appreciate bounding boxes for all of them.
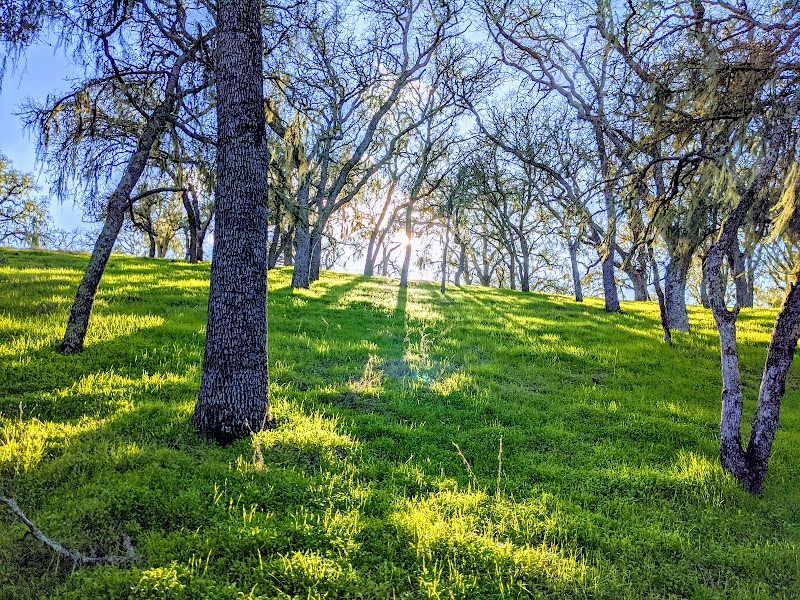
[1,249,799,599]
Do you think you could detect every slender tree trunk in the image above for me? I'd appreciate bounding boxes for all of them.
[665,253,692,332]
[292,218,312,289]
[568,239,583,302]
[182,189,200,263]
[519,239,530,293]
[194,0,270,445]
[57,111,172,353]
[454,240,466,286]
[310,231,322,282]
[400,201,414,289]
[440,215,451,294]
[648,245,672,346]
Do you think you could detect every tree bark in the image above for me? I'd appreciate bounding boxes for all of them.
[292,217,312,289]
[648,245,672,346]
[665,253,692,332]
[728,240,755,308]
[194,0,270,445]
[600,249,620,312]
[309,231,322,282]
[455,240,466,286]
[568,239,583,302]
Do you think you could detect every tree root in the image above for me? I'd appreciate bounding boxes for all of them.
[1,495,138,567]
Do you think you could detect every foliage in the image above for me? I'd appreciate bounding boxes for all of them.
[0,154,48,247]
[1,250,799,598]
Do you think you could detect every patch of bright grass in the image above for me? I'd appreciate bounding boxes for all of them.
[1,248,799,598]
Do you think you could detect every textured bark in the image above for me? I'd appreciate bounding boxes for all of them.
[704,100,796,492]
[568,240,583,302]
[665,253,692,332]
[194,0,270,445]
[600,250,620,312]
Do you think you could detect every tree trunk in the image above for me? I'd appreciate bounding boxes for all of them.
[568,239,583,302]
[194,0,270,445]
[665,253,692,332]
[310,232,322,282]
[455,240,466,286]
[283,234,293,266]
[440,215,451,294]
[399,201,414,289]
[600,249,621,312]
[292,218,312,289]
[728,241,754,308]
[519,239,530,293]
[57,111,175,353]
[182,189,200,264]
[648,245,672,346]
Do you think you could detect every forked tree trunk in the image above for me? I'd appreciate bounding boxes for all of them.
[194,0,270,445]
[704,100,796,493]
[728,241,755,308]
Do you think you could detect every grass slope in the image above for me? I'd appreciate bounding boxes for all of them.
[1,249,799,599]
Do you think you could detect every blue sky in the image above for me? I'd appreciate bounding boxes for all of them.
[0,41,85,230]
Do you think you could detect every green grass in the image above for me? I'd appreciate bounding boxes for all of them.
[1,248,799,599]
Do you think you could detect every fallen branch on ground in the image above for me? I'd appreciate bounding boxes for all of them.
[0,495,137,567]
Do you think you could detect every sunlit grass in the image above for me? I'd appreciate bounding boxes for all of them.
[1,248,799,598]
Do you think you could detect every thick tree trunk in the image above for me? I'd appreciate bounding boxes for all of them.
[600,249,621,312]
[194,0,270,445]
[665,253,692,332]
[399,201,413,289]
[568,239,583,302]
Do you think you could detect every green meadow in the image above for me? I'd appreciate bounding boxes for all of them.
[1,248,799,599]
